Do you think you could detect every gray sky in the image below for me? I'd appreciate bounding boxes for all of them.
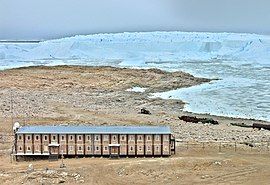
[1,0,270,40]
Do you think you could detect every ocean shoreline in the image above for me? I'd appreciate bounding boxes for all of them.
[1,65,269,124]
[151,84,270,123]
[0,65,269,145]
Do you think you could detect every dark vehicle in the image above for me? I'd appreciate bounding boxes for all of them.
[178,116,219,125]
[140,108,151,115]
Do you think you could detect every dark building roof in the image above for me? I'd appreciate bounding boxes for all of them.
[16,125,171,134]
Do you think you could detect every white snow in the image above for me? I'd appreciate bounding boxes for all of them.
[126,87,147,93]
[0,31,269,121]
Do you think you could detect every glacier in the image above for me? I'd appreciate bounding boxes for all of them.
[0,31,270,121]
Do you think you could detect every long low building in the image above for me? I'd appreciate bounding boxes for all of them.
[14,125,175,157]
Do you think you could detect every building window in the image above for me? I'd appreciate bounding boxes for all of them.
[129,135,134,141]
[61,136,65,140]
[163,135,168,140]
[87,146,91,151]
[27,136,31,140]
[69,146,73,151]
[103,135,108,140]
[121,136,125,141]
[36,135,39,140]
[70,136,73,140]
[139,146,142,151]
[53,136,56,141]
[44,146,48,151]
[147,136,151,140]
[95,136,99,141]
[130,146,133,151]
[156,146,159,150]
[78,136,82,140]
[18,135,22,140]
[96,146,99,151]
[104,146,108,150]
[155,135,160,141]
[113,136,116,140]
[60,145,65,151]
[147,146,151,151]
[138,136,142,140]
[27,147,31,151]
[78,146,82,151]
[87,135,91,140]
[44,136,48,140]
[19,146,22,151]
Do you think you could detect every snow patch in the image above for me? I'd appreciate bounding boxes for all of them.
[126,87,147,93]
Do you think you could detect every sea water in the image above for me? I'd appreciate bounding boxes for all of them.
[148,60,270,121]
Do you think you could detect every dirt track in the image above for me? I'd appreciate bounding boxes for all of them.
[1,147,270,185]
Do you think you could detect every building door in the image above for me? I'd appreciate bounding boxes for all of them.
[109,145,120,158]
[49,146,59,155]
[48,145,60,161]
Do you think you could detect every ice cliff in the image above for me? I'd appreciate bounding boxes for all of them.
[1,32,270,65]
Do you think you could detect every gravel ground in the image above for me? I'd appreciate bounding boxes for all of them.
[1,65,270,185]
[0,65,269,144]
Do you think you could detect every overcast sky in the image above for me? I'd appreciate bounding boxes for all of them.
[1,0,270,40]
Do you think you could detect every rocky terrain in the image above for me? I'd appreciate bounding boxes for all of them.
[0,65,270,184]
[0,65,269,142]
